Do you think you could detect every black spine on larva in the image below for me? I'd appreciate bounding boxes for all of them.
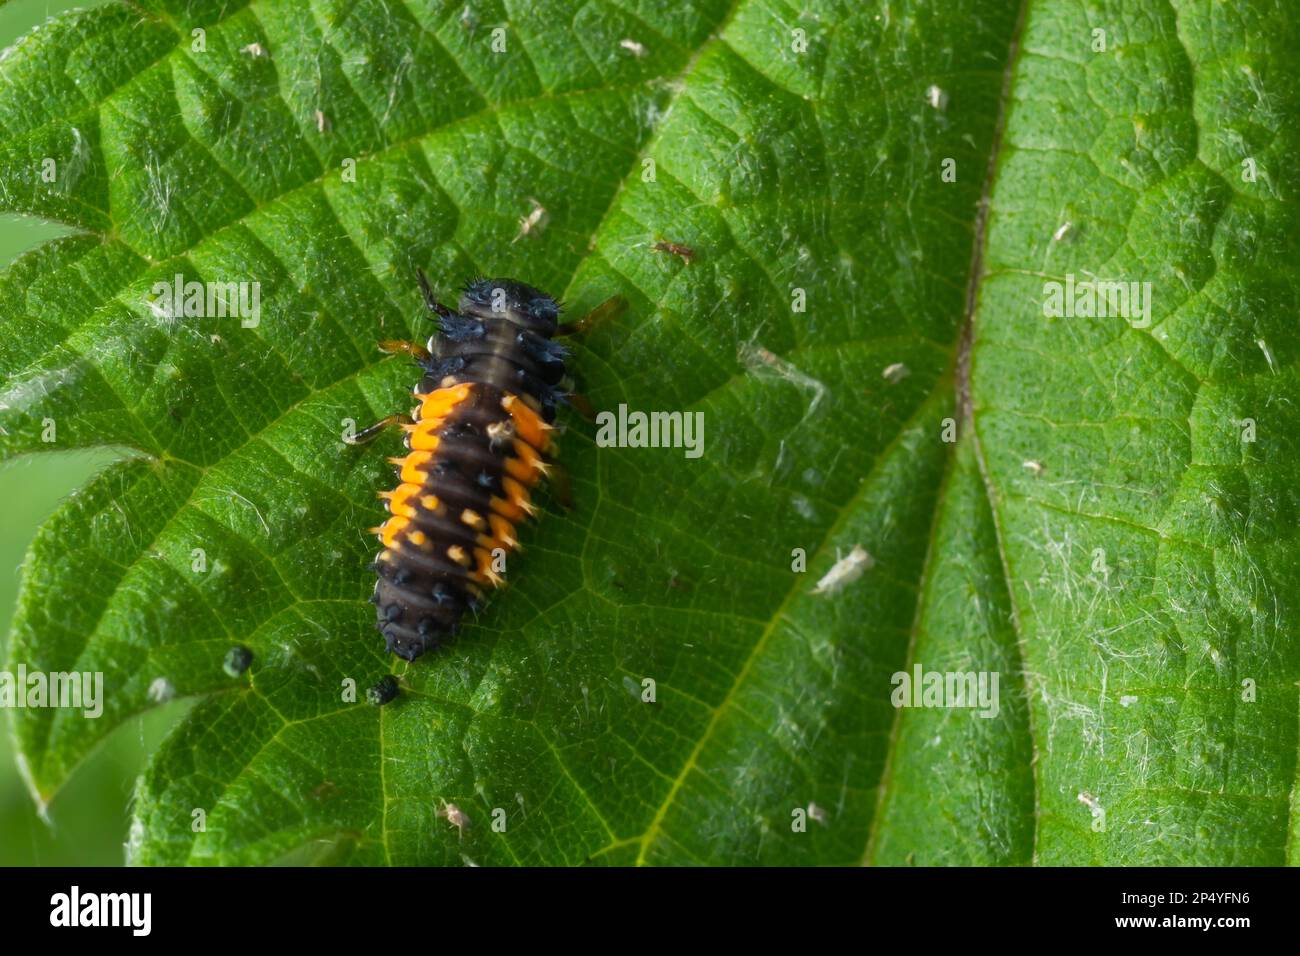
[372,278,567,661]
[439,277,570,416]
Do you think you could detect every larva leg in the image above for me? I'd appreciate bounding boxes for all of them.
[565,392,597,422]
[378,339,431,362]
[345,413,414,445]
[555,294,627,337]
[416,268,455,319]
[548,460,574,511]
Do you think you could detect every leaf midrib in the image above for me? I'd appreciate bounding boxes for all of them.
[863,0,1035,866]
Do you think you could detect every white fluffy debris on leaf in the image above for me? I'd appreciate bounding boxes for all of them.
[437,800,470,835]
[882,362,910,384]
[811,545,873,595]
[148,677,175,703]
[512,198,548,242]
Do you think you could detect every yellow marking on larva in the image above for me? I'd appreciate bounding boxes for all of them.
[407,529,429,548]
[405,420,442,452]
[386,483,420,518]
[420,494,440,511]
[506,439,547,485]
[474,547,504,587]
[447,544,471,566]
[475,512,520,548]
[501,392,551,451]
[503,475,536,517]
[477,529,519,560]
[488,514,518,550]
[477,534,512,558]
[490,493,525,523]
[415,383,472,422]
[378,515,410,547]
[461,508,487,531]
[391,450,434,484]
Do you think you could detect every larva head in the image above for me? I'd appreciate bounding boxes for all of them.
[461,278,560,335]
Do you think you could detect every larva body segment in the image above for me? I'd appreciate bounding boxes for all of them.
[370,279,566,661]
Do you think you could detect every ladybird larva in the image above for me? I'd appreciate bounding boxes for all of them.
[356,277,570,661]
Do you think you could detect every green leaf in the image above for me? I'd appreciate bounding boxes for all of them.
[2,0,1298,866]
